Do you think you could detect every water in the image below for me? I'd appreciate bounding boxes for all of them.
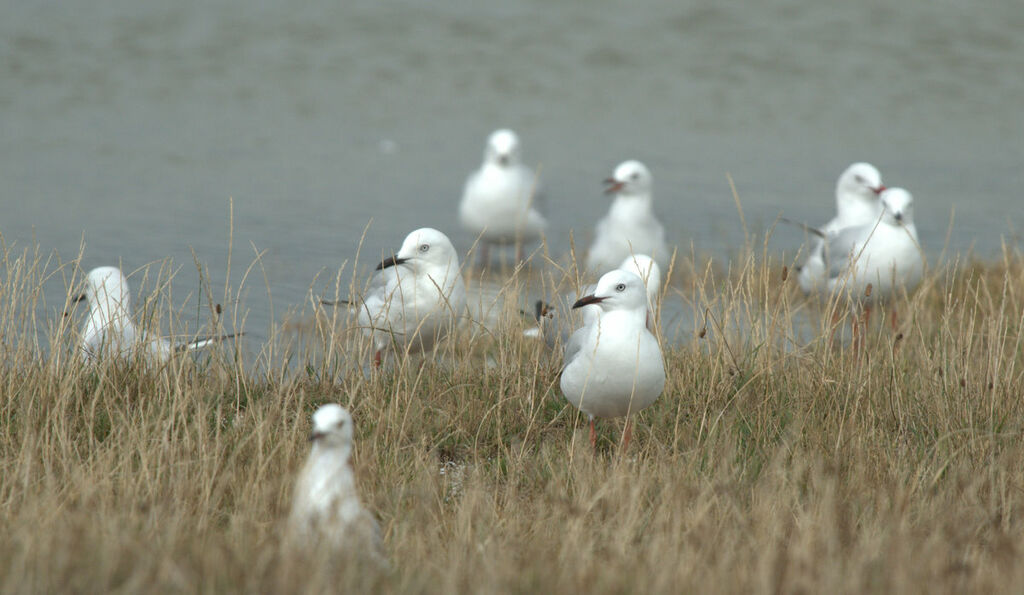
[2,0,1022,345]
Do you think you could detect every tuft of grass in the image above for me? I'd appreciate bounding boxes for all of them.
[3,238,1024,593]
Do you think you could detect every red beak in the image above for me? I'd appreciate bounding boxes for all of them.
[603,178,624,195]
[873,184,887,195]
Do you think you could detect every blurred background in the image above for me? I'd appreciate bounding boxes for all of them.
[2,0,1022,342]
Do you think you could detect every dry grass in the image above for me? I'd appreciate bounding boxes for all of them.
[3,240,1024,594]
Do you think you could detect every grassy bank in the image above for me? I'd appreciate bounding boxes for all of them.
[2,244,1024,593]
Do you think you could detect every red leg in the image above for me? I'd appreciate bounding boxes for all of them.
[373,350,382,368]
[589,418,597,450]
[890,308,899,331]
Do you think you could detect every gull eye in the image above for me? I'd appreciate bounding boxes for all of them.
[631,172,640,180]
[419,244,430,253]
[615,283,626,292]
[854,175,866,185]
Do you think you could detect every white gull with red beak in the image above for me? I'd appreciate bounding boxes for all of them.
[585,160,668,273]
[560,269,666,450]
[289,404,383,556]
[795,162,886,293]
[459,129,545,264]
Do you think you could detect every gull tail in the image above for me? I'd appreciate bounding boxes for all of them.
[175,332,244,353]
[779,217,826,239]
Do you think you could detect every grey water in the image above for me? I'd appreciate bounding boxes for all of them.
[2,0,1022,347]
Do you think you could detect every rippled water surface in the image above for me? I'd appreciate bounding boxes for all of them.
[2,0,1022,342]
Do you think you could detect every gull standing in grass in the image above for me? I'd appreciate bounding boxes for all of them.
[560,269,666,450]
[337,228,466,367]
[795,162,886,294]
[70,266,237,363]
[459,129,545,265]
[585,160,668,273]
[289,404,384,559]
[825,186,922,305]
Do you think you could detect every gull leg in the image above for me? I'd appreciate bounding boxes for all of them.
[890,308,899,331]
[589,417,597,450]
[373,350,382,368]
[621,418,633,452]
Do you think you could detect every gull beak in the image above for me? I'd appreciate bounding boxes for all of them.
[309,431,325,442]
[873,184,887,195]
[377,255,409,270]
[63,293,86,317]
[893,212,904,224]
[603,178,624,195]
[572,294,607,309]
[497,154,510,167]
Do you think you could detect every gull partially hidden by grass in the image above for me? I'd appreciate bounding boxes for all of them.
[793,162,886,295]
[69,266,239,363]
[288,404,385,562]
[324,228,466,368]
[560,269,666,451]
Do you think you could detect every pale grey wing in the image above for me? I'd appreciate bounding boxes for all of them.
[825,226,868,279]
[562,325,588,369]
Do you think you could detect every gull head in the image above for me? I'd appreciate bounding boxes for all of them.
[604,160,652,196]
[618,254,662,302]
[837,162,885,201]
[484,129,521,168]
[572,269,648,312]
[880,187,914,227]
[310,404,354,451]
[377,227,460,273]
[73,266,132,317]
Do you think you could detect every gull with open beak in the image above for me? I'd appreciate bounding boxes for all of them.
[69,266,238,363]
[288,404,384,560]
[585,160,668,274]
[458,129,546,266]
[334,228,466,367]
[560,269,666,451]
[794,162,887,294]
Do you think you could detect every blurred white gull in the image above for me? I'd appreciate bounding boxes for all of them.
[560,269,666,450]
[585,160,668,273]
[329,228,466,367]
[459,129,545,265]
[794,162,886,294]
[824,187,922,300]
[72,266,237,363]
[289,404,384,558]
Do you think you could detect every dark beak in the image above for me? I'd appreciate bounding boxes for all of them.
[603,178,624,195]
[893,212,903,223]
[377,255,409,270]
[63,293,86,317]
[309,431,324,442]
[572,294,606,309]
[873,184,887,195]
[497,155,510,167]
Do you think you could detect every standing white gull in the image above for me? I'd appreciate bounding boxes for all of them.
[585,160,668,274]
[795,162,886,294]
[459,129,545,265]
[341,228,466,367]
[560,269,666,450]
[71,266,237,363]
[288,404,384,558]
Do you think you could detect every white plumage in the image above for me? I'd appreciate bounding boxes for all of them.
[74,266,233,363]
[585,160,668,274]
[289,404,383,556]
[354,228,466,365]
